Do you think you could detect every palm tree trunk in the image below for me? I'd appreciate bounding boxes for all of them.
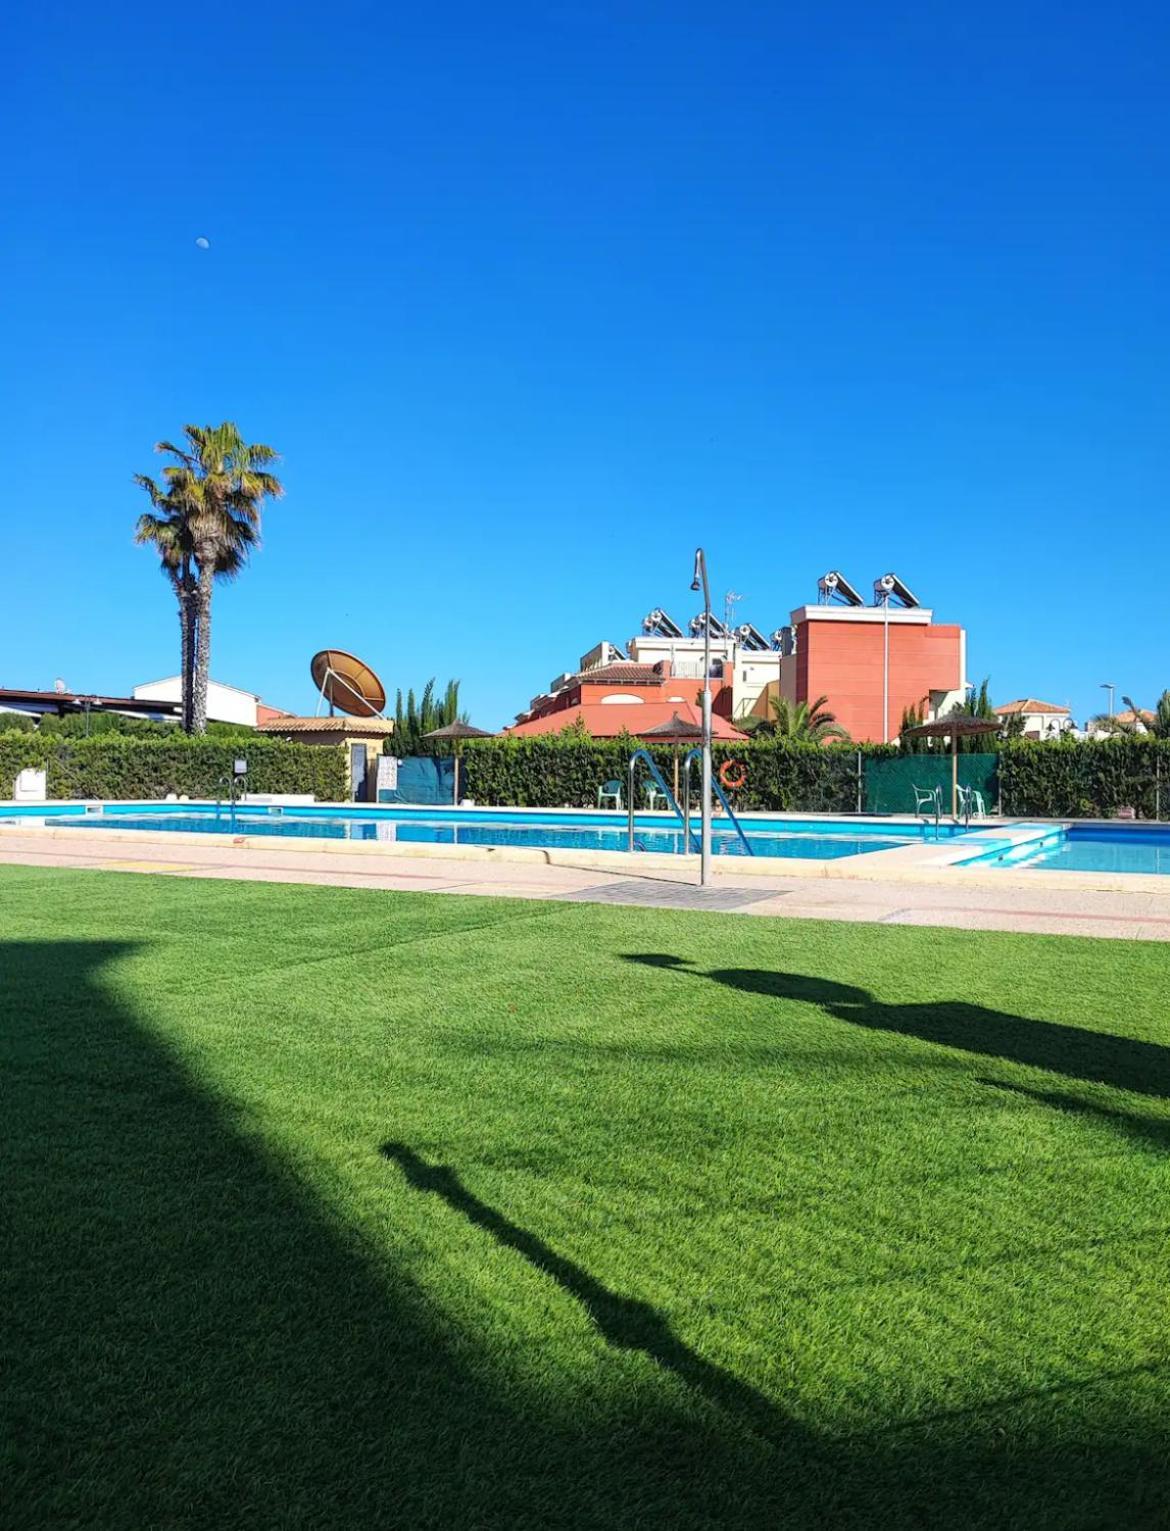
[184,596,197,731]
[192,561,214,734]
[174,560,190,731]
[178,592,191,732]
[170,566,194,733]
[180,556,195,732]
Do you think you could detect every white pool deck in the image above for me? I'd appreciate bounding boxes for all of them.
[2,804,1169,941]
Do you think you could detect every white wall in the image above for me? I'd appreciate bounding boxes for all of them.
[999,710,1075,739]
[133,677,259,727]
[627,634,787,719]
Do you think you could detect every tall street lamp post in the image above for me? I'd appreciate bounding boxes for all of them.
[691,548,712,885]
[1100,681,1116,720]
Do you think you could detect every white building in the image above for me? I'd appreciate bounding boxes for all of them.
[1085,707,1153,738]
[994,698,1075,740]
[132,677,287,728]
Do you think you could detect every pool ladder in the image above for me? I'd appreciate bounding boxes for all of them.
[623,747,754,858]
[680,748,753,857]
[215,773,247,831]
[626,750,698,853]
[916,786,943,841]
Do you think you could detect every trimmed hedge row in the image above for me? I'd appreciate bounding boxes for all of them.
[458,736,891,813]
[999,737,1170,819]
[460,735,1170,818]
[0,734,348,802]
[4,726,1164,818]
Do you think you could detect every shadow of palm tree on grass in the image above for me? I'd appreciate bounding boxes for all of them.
[978,1077,1170,1150]
[625,954,1170,1099]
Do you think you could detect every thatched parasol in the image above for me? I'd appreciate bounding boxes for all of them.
[902,717,1000,816]
[639,711,704,802]
[423,720,495,805]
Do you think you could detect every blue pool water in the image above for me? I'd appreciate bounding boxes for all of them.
[965,825,1170,875]
[0,801,969,861]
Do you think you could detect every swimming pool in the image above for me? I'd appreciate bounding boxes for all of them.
[0,801,977,861]
[962,824,1170,876]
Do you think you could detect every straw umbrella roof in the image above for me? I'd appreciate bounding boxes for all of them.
[903,716,1000,816]
[422,721,495,741]
[902,718,1001,740]
[638,711,704,740]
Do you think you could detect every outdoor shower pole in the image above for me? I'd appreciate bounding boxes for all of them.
[882,598,890,744]
[692,549,712,886]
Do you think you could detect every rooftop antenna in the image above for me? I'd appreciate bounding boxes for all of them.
[723,590,743,629]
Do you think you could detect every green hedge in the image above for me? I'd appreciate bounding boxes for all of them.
[7,725,1163,819]
[0,734,347,802]
[1000,737,1170,819]
[458,736,891,813]
[458,735,1170,818]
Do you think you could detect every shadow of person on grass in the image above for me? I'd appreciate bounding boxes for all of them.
[624,954,1170,1100]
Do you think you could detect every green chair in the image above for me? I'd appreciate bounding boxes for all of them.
[598,779,623,810]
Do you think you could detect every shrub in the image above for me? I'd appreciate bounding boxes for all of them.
[999,736,1170,819]
[0,735,346,802]
[458,736,885,812]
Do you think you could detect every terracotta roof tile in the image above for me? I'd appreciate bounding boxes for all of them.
[257,715,392,735]
[992,698,1065,713]
[573,662,663,686]
[505,702,744,740]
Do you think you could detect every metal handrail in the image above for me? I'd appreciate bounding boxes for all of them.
[215,773,247,831]
[626,750,699,853]
[680,748,754,857]
[917,786,942,840]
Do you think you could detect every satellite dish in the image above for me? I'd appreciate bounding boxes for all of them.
[310,648,386,717]
[54,677,67,694]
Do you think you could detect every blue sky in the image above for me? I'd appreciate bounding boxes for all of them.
[2,0,1167,727]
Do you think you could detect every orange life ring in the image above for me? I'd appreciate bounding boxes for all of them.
[719,759,747,790]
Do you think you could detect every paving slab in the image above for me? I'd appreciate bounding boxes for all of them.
[0,829,1167,940]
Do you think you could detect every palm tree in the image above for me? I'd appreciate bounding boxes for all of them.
[139,424,282,733]
[134,475,197,731]
[748,693,849,743]
[1101,693,1170,739]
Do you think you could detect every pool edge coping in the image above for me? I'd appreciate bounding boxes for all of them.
[4,818,1170,897]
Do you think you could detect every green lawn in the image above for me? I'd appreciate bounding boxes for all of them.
[4,864,1170,1529]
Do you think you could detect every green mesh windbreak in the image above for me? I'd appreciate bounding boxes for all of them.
[864,752,999,815]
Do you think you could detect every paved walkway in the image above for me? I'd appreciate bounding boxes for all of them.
[2,829,1168,941]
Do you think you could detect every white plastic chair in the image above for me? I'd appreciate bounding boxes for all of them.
[956,785,987,822]
[913,784,941,816]
[597,779,623,810]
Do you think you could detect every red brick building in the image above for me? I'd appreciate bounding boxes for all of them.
[509,578,968,745]
[789,604,966,743]
[506,660,744,740]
